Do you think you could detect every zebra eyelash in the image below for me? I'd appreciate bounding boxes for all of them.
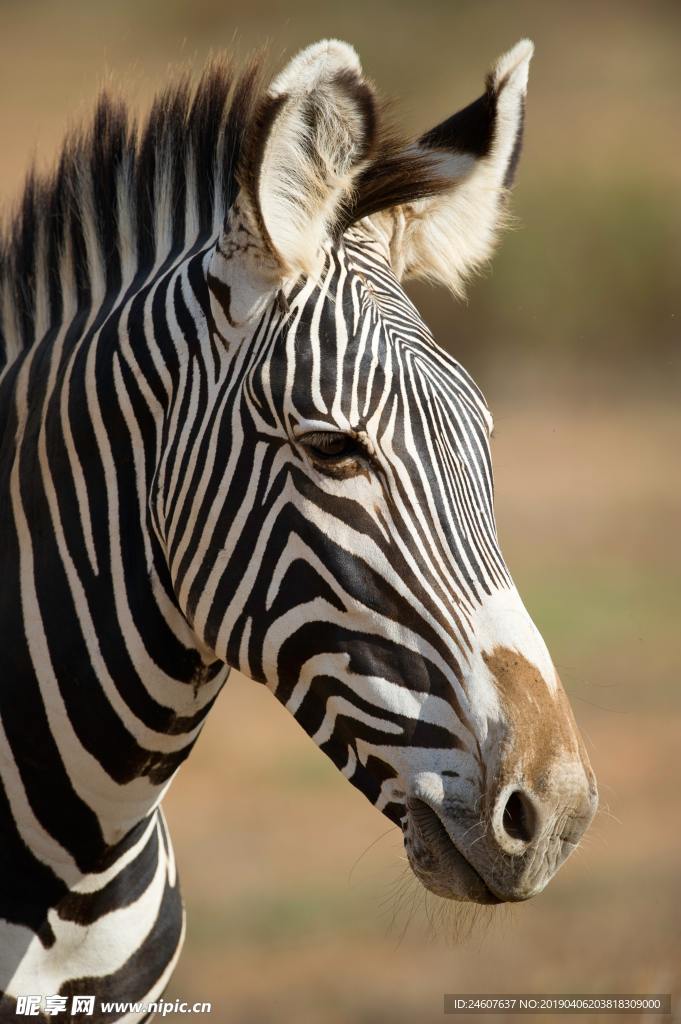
[297,431,372,478]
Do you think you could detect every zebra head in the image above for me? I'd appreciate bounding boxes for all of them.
[168,40,597,905]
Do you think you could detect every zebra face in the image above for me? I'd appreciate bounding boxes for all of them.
[193,39,597,905]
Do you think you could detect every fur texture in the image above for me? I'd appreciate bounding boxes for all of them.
[0,39,531,369]
[371,39,533,296]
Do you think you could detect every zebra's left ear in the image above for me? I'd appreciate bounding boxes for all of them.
[208,40,377,329]
[372,39,533,297]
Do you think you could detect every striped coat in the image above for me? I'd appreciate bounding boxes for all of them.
[0,39,596,1021]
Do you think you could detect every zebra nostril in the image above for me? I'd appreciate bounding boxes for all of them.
[501,789,537,844]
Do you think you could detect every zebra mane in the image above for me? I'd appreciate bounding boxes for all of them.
[0,53,450,371]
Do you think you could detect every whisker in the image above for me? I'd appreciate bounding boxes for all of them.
[347,826,399,885]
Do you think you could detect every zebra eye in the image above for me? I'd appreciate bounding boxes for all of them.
[299,431,366,475]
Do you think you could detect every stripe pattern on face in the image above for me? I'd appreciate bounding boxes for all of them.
[0,36,597,1015]
[192,225,510,826]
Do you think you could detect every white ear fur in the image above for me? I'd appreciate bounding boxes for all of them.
[268,39,362,97]
[207,197,283,333]
[375,39,534,296]
[253,39,375,277]
[490,38,534,177]
[207,40,375,331]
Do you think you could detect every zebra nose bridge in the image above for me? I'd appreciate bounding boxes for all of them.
[478,763,598,897]
[475,709,598,889]
[473,644,597,879]
[455,732,597,899]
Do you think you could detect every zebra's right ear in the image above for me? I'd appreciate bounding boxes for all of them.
[208,40,377,329]
[367,39,533,297]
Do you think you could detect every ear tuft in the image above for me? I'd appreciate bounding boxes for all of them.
[490,38,534,94]
[240,39,376,277]
[269,39,362,97]
[369,39,535,296]
[488,38,533,191]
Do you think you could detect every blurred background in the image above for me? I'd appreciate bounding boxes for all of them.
[2,2,679,1021]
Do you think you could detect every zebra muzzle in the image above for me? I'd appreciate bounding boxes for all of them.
[404,797,502,905]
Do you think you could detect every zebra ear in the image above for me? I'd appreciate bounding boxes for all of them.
[373,39,533,297]
[208,40,377,328]
[247,40,377,275]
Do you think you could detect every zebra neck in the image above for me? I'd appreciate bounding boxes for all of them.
[1,245,227,1005]
[0,811,185,1012]
[3,256,229,829]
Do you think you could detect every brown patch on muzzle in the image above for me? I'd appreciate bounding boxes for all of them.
[483,647,595,796]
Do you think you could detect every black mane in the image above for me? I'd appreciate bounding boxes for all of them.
[0,52,450,369]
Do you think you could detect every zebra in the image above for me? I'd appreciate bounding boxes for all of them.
[0,37,597,1021]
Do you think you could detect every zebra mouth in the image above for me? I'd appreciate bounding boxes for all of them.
[405,798,503,905]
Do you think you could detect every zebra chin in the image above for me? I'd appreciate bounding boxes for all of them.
[404,798,503,905]
[403,772,597,905]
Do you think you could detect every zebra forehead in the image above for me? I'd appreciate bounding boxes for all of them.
[280,238,493,430]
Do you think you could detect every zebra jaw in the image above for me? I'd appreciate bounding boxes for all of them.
[404,798,502,905]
